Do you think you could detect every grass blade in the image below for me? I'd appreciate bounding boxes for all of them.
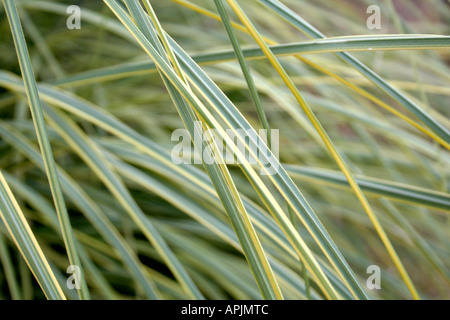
[0,171,66,300]
[2,0,89,299]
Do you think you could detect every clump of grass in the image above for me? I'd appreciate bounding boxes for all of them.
[0,0,449,300]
